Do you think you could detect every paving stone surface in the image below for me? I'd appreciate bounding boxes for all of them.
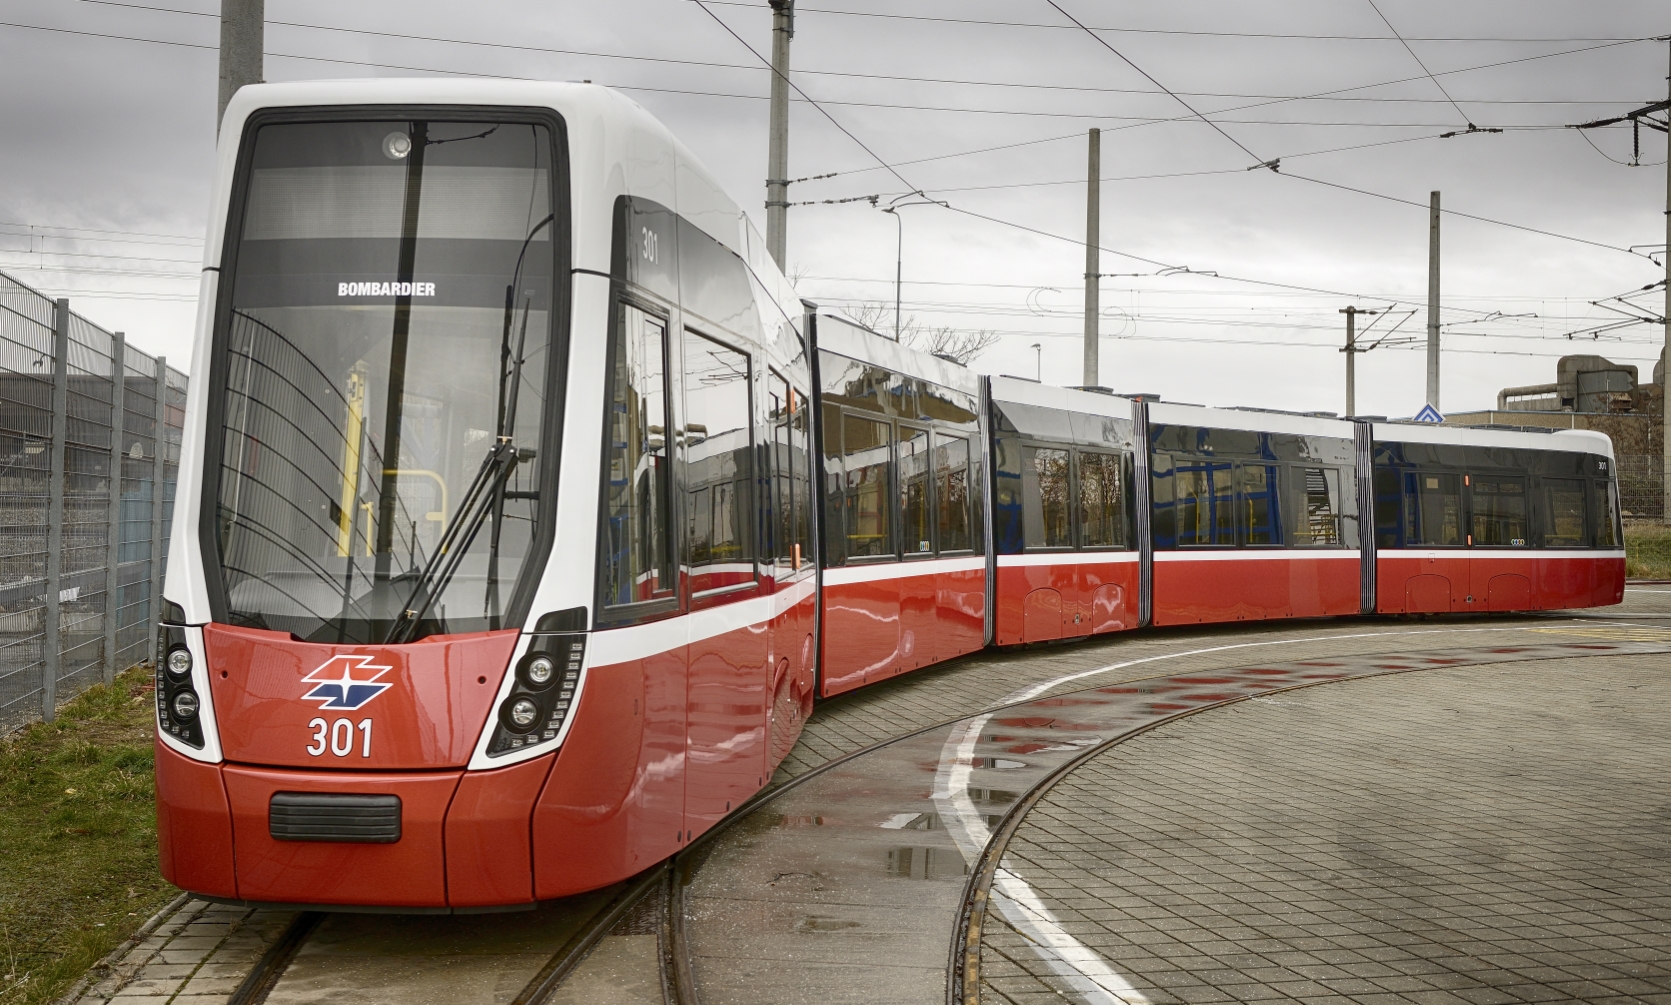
[1618,585,1671,615]
[73,899,297,1004]
[980,655,1671,1005]
[776,608,1660,783]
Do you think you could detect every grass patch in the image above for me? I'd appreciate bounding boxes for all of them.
[0,667,179,1005]
[1625,522,1671,580]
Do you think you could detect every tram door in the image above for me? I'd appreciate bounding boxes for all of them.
[681,328,772,836]
[1395,470,1533,612]
[1465,472,1534,611]
[1397,471,1468,612]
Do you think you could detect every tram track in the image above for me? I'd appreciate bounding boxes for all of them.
[212,865,671,1005]
[662,619,1671,1005]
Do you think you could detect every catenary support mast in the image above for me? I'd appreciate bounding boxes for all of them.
[1083,128,1101,388]
[218,0,264,131]
[1426,190,1441,411]
[765,0,794,270]
[1340,306,1378,417]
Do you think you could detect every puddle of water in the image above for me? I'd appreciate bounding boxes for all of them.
[886,846,969,880]
[980,757,1028,769]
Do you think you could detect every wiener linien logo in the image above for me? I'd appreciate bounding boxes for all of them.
[300,655,394,711]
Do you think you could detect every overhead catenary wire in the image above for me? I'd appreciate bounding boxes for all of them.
[1042,0,1269,168]
[63,0,1650,109]
[1362,0,1475,127]
[687,0,920,194]
[16,4,1664,368]
[703,1,1647,44]
[3,19,1650,166]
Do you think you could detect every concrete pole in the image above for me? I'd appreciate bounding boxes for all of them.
[103,332,126,684]
[1340,307,1377,417]
[764,0,794,270]
[1426,190,1441,411]
[150,357,167,647]
[1082,128,1101,388]
[1662,40,1670,523]
[218,0,264,133]
[1343,308,1357,417]
[43,299,70,721]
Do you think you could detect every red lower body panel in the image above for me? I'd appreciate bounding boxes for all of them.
[532,651,681,899]
[446,753,555,906]
[1153,554,1360,626]
[994,557,1138,646]
[222,765,460,907]
[1378,552,1625,613]
[154,740,237,898]
[820,560,987,696]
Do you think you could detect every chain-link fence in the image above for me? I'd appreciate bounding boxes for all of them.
[0,269,185,733]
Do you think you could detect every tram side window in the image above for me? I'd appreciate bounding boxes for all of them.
[790,386,812,568]
[767,373,790,567]
[1150,453,1176,547]
[1238,464,1280,546]
[1174,458,1234,547]
[1540,477,1586,547]
[821,403,844,564]
[936,435,973,552]
[602,303,675,608]
[1470,475,1527,547]
[1405,472,1462,546]
[1372,467,1402,549]
[900,425,932,555]
[1291,467,1341,546]
[843,415,892,558]
[1595,478,1621,548]
[993,436,1024,553]
[1022,446,1071,549]
[682,330,754,593]
[1078,450,1124,549]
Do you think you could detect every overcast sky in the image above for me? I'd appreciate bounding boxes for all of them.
[1,0,1667,416]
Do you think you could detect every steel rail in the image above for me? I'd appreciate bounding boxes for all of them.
[511,864,672,1005]
[223,911,325,1005]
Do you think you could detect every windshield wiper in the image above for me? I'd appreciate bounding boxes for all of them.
[483,210,554,617]
[383,436,532,644]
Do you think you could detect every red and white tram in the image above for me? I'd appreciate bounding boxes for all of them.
[155,79,1624,910]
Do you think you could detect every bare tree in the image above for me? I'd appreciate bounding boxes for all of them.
[834,302,1000,366]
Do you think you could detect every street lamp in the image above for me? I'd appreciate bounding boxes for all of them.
[879,191,947,341]
[1031,342,1042,382]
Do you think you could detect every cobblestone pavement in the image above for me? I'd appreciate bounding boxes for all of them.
[1618,585,1671,615]
[981,655,1671,1005]
[70,898,299,1004]
[776,602,1666,783]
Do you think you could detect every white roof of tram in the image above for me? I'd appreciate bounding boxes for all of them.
[1373,420,1613,457]
[989,375,1134,421]
[212,78,802,329]
[815,314,982,397]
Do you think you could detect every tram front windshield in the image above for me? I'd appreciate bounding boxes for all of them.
[212,118,560,643]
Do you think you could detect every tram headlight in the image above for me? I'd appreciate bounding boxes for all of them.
[166,647,193,679]
[382,131,412,160]
[171,691,199,722]
[505,697,539,732]
[521,655,555,688]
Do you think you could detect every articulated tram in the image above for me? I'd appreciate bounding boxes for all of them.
[156,79,1624,910]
